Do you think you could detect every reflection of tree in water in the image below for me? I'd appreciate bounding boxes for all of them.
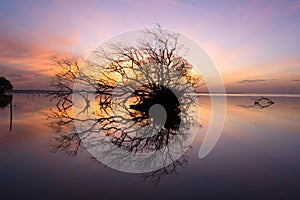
[88,149,190,186]
[0,94,12,108]
[48,26,202,183]
[139,152,189,186]
[0,93,13,133]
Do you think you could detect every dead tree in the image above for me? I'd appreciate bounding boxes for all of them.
[48,26,202,180]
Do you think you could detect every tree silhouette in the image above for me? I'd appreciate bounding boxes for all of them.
[0,77,13,94]
[0,77,13,131]
[48,26,202,180]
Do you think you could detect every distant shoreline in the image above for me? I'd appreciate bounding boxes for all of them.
[12,90,64,94]
[195,93,300,98]
[11,90,300,97]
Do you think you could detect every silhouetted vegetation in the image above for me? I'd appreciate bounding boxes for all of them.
[48,26,202,183]
[254,97,275,109]
[0,77,13,94]
[237,97,275,109]
[0,77,13,131]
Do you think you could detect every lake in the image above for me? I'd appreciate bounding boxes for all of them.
[0,93,300,199]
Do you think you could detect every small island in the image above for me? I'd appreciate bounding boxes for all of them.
[0,77,13,131]
[0,76,13,94]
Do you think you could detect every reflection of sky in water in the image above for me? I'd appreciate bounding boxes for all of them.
[0,94,300,199]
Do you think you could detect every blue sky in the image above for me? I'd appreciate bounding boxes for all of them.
[0,0,299,93]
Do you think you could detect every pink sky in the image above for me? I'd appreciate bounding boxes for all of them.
[0,0,299,93]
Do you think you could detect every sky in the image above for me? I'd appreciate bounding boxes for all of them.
[0,0,299,93]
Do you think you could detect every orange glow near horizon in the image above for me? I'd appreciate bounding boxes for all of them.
[0,0,299,93]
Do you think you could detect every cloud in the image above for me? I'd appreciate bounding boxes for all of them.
[0,30,79,71]
[0,65,52,90]
[237,79,277,84]
[238,79,266,84]
[292,79,300,82]
[0,0,299,92]
[0,27,80,90]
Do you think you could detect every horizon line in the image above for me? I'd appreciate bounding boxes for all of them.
[10,89,300,97]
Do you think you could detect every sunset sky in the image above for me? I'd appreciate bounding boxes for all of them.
[0,0,299,93]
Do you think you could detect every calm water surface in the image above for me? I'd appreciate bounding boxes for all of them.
[0,94,300,199]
